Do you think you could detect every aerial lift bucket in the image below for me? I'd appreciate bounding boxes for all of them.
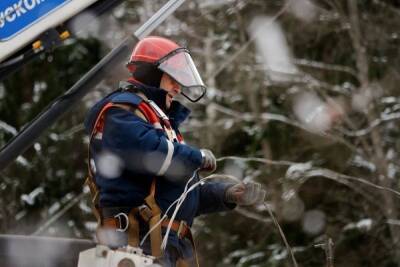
[78,245,160,267]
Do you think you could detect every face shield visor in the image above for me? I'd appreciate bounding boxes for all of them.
[157,48,206,102]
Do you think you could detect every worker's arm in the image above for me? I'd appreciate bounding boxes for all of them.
[195,181,237,215]
[195,179,267,215]
[101,108,203,181]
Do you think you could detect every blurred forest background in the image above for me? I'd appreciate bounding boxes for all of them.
[1,0,400,266]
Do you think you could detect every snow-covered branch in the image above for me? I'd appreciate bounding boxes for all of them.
[217,155,297,167]
[209,0,292,80]
[0,120,17,136]
[293,58,358,79]
[235,207,272,224]
[209,103,360,153]
[340,112,400,137]
[298,168,400,198]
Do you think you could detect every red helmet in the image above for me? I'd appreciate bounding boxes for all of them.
[127,36,206,102]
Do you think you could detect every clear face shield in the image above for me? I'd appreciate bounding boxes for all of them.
[157,48,206,102]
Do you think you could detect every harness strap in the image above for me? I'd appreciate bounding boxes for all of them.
[128,209,140,247]
[161,219,189,239]
[147,100,172,129]
[150,179,156,198]
[145,193,162,258]
[138,102,162,129]
[103,216,193,241]
[176,133,184,143]
[100,208,140,248]
[86,102,120,228]
[176,259,190,267]
[84,176,101,224]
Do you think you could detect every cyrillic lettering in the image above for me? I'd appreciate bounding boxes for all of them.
[0,0,51,33]
[5,7,16,22]
[24,0,36,10]
[0,13,5,28]
[14,1,27,17]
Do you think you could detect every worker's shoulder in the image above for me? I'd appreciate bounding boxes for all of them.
[110,91,143,106]
[108,89,149,121]
[84,88,146,134]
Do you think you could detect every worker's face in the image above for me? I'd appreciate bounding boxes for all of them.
[160,73,182,109]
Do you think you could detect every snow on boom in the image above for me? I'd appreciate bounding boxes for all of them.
[0,0,70,41]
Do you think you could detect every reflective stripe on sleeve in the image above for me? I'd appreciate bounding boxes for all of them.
[157,139,175,176]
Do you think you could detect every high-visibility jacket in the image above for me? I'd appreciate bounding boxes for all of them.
[83,81,235,250]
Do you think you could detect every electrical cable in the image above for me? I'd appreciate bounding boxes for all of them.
[263,201,298,267]
[140,173,235,249]
[140,170,199,247]
[140,171,299,267]
[161,174,202,250]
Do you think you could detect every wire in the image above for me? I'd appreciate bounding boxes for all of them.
[206,174,299,266]
[159,174,243,249]
[263,201,298,267]
[140,171,299,267]
[140,173,238,250]
[161,174,202,250]
[140,170,226,248]
[140,170,200,247]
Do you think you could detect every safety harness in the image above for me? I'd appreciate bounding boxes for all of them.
[84,89,197,266]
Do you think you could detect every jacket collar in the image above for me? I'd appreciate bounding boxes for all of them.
[168,100,191,129]
[124,80,192,128]
[126,79,168,111]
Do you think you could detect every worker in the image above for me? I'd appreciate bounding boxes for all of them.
[84,36,266,266]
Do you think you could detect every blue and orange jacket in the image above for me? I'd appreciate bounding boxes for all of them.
[84,81,234,249]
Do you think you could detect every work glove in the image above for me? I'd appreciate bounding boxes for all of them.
[225,182,266,206]
[200,149,217,172]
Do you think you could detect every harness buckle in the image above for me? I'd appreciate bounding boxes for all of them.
[139,204,153,222]
[177,220,187,238]
[114,212,129,232]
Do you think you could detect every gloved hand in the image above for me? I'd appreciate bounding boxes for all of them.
[225,182,266,206]
[200,149,217,172]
